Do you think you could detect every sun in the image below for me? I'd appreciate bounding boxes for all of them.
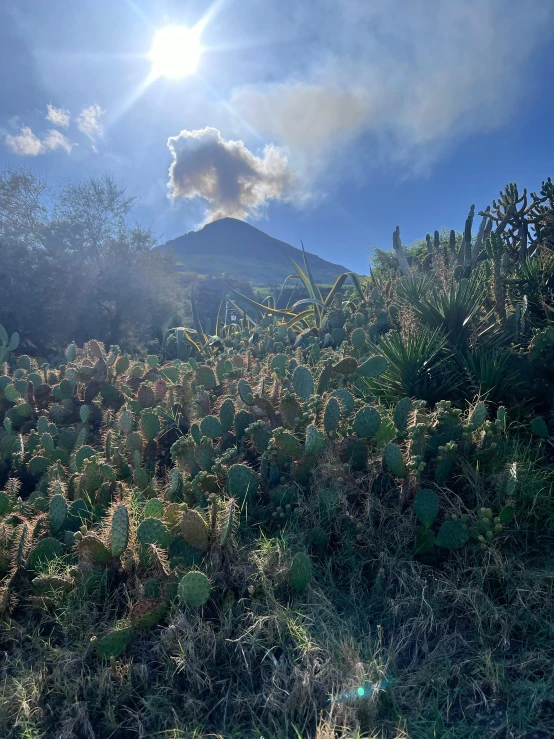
[149,26,202,79]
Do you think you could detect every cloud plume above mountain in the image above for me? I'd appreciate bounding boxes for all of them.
[167,127,293,221]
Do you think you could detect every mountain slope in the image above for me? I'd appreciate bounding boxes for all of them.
[158,217,350,286]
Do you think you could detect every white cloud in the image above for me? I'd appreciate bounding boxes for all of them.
[44,129,74,153]
[4,126,75,156]
[45,104,70,127]
[231,0,554,178]
[167,126,293,221]
[5,126,44,156]
[77,104,105,139]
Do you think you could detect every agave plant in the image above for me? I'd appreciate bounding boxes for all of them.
[459,347,521,403]
[226,244,364,333]
[359,327,456,403]
[396,272,489,349]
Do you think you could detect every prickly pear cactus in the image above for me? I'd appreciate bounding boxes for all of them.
[289,552,312,593]
[436,519,468,549]
[140,411,160,442]
[332,357,358,376]
[413,489,439,528]
[394,397,413,434]
[110,504,130,557]
[332,389,355,417]
[353,406,381,439]
[238,378,254,406]
[219,399,235,433]
[200,415,223,439]
[195,365,217,389]
[531,417,549,439]
[357,356,388,378]
[137,518,170,549]
[227,464,258,500]
[178,571,211,607]
[76,535,112,567]
[95,627,134,659]
[383,442,406,477]
[49,494,68,532]
[468,401,487,431]
[129,599,167,629]
[324,397,340,434]
[292,365,314,400]
[351,327,367,351]
[305,424,325,456]
[181,509,209,551]
[273,428,303,459]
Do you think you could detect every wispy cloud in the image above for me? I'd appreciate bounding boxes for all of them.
[77,104,105,140]
[44,129,74,153]
[5,126,75,156]
[231,0,554,182]
[167,127,293,221]
[45,104,70,128]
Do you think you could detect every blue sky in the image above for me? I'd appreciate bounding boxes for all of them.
[1,0,553,274]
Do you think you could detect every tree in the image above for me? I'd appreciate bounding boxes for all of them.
[0,168,185,354]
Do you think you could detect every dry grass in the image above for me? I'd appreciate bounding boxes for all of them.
[1,438,554,739]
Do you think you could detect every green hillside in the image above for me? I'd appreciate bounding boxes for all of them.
[158,217,351,286]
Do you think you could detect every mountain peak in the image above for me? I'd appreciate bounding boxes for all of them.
[159,219,350,286]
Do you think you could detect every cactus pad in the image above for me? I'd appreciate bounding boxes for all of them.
[383,442,406,477]
[137,518,170,549]
[357,356,388,378]
[436,520,468,550]
[96,627,134,659]
[393,397,413,433]
[219,399,235,433]
[129,599,167,629]
[413,489,439,528]
[178,571,211,607]
[323,397,340,434]
[49,494,68,531]
[200,415,223,439]
[354,406,381,439]
[332,357,358,375]
[292,365,314,400]
[110,504,130,556]
[181,509,209,550]
[227,464,258,500]
[289,552,312,593]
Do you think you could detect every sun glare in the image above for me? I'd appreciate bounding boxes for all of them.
[149,26,202,79]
